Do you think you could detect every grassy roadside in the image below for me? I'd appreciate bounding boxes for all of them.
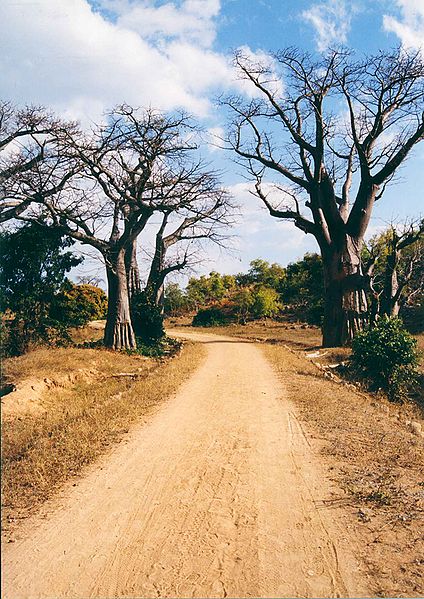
[2,340,205,536]
[263,343,424,598]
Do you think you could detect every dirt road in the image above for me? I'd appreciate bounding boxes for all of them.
[3,331,369,598]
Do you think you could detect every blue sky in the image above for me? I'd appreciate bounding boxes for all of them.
[1,0,423,282]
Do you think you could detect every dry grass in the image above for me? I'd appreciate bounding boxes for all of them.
[263,344,424,598]
[69,322,105,344]
[2,340,205,534]
[3,346,125,387]
[180,317,424,370]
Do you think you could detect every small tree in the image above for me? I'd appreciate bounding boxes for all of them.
[233,287,255,323]
[281,253,324,324]
[251,286,281,318]
[53,283,108,327]
[164,283,189,316]
[0,222,82,355]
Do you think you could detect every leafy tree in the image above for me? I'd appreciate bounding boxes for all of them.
[0,223,82,355]
[237,259,285,290]
[250,286,281,318]
[233,287,255,323]
[164,283,189,316]
[281,253,324,324]
[186,276,210,309]
[208,271,227,302]
[52,283,107,327]
[186,272,235,309]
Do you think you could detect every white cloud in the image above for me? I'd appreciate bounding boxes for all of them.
[234,45,284,98]
[206,126,225,151]
[226,182,316,263]
[0,0,231,123]
[115,0,221,48]
[383,0,424,50]
[302,0,353,52]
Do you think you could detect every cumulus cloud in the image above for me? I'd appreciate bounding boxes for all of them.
[114,0,221,47]
[0,0,231,123]
[302,0,353,52]
[226,182,316,263]
[383,0,424,50]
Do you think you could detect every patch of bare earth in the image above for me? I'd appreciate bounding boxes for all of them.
[2,342,204,536]
[3,331,370,598]
[197,322,424,596]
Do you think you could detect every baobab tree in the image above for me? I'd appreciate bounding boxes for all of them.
[143,191,231,309]
[1,104,232,350]
[224,47,424,346]
[0,102,77,223]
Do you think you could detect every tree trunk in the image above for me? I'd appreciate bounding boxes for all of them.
[125,240,141,298]
[321,236,368,347]
[381,249,400,317]
[156,282,165,314]
[104,249,136,350]
[131,282,165,343]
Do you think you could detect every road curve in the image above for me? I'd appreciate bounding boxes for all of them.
[3,331,368,598]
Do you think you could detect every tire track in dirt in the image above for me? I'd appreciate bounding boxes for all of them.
[2,331,369,598]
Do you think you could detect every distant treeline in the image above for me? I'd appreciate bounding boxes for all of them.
[165,225,424,332]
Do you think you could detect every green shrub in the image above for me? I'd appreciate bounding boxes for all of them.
[131,291,165,345]
[250,286,281,318]
[350,317,419,400]
[192,307,231,327]
[51,283,108,328]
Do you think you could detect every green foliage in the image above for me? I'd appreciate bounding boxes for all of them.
[350,317,419,400]
[173,255,324,326]
[192,307,231,327]
[250,286,281,318]
[131,290,165,345]
[52,283,108,328]
[281,253,324,324]
[236,259,285,289]
[186,271,236,309]
[232,287,255,323]
[164,282,189,316]
[0,222,82,355]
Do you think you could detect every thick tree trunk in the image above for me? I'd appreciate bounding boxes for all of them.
[104,249,136,350]
[125,240,141,298]
[321,236,368,347]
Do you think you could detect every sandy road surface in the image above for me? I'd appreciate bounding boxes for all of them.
[3,331,368,598]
